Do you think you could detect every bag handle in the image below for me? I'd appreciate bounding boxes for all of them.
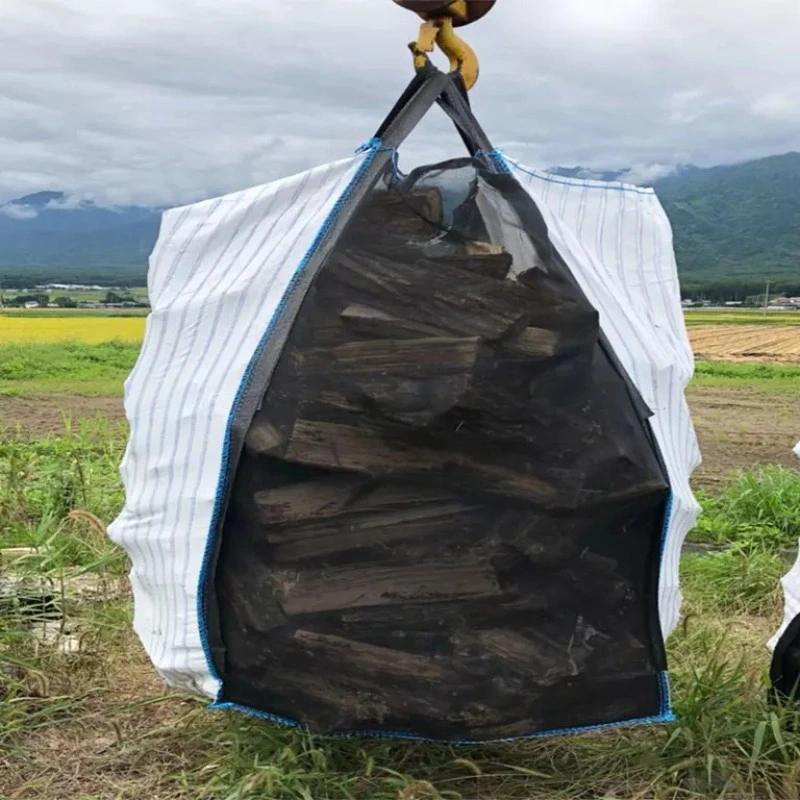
[371,65,501,172]
[436,74,497,161]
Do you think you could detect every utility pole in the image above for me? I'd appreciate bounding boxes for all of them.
[763,280,771,317]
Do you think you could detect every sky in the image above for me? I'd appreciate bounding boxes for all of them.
[1,0,800,207]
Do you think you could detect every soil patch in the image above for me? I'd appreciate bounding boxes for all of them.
[0,395,125,436]
[689,325,800,363]
[687,385,800,489]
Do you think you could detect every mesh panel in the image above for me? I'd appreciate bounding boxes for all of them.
[207,159,671,740]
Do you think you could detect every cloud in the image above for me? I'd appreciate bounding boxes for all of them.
[1,0,799,207]
[623,163,681,185]
[44,194,87,211]
[0,203,38,220]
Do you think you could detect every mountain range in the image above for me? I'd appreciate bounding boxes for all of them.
[2,152,799,289]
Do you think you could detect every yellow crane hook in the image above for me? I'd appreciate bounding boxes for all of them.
[393,1,497,91]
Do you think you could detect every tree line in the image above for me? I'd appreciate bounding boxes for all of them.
[680,278,800,303]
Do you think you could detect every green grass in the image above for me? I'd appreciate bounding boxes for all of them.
[691,467,800,552]
[1,287,149,303]
[0,420,127,563]
[2,423,800,798]
[684,309,800,326]
[0,308,148,318]
[681,549,788,616]
[0,341,139,396]
[692,359,800,393]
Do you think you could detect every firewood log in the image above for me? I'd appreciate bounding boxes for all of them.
[275,556,502,616]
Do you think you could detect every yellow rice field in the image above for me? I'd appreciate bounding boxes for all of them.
[0,315,146,344]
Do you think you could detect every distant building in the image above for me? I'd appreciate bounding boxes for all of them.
[36,283,106,291]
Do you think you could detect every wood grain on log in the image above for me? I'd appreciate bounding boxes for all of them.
[277,557,502,616]
[326,250,534,342]
[340,304,447,339]
[281,417,570,504]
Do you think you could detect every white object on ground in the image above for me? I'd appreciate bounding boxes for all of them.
[770,441,800,651]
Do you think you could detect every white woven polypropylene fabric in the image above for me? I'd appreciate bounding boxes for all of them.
[503,156,702,639]
[108,154,368,698]
[770,441,800,650]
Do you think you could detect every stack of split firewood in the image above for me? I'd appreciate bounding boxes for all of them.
[216,184,668,737]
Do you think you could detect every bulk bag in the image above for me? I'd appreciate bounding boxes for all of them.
[109,66,700,742]
[770,441,800,701]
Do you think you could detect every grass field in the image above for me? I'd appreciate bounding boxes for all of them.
[0,308,149,318]
[1,309,800,799]
[1,287,149,305]
[0,316,145,344]
[0,342,139,396]
[684,309,800,326]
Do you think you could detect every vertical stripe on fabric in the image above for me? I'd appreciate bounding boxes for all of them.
[504,158,700,640]
[107,156,368,695]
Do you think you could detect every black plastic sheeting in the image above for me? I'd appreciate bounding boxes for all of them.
[203,153,673,741]
[771,613,800,704]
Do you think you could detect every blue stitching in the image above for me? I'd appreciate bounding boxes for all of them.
[356,137,382,154]
[356,137,397,155]
[196,142,382,693]
[475,149,512,175]
[657,493,675,717]
[659,671,674,718]
[501,155,655,195]
[358,137,402,180]
[209,701,674,745]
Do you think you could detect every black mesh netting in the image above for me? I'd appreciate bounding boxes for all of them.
[771,613,800,704]
[204,158,672,740]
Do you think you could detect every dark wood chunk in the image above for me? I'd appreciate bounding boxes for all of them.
[344,188,444,239]
[276,557,502,616]
[281,416,570,504]
[253,475,369,527]
[293,630,452,682]
[254,478,457,530]
[430,251,513,280]
[294,337,480,377]
[326,249,535,342]
[293,338,481,425]
[244,420,284,456]
[340,304,448,339]
[504,327,563,359]
[268,504,483,563]
[451,629,580,685]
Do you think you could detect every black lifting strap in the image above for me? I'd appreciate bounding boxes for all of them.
[373,64,501,172]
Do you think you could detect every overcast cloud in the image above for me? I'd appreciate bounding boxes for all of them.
[1,0,799,206]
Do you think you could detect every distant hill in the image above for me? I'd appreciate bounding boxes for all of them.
[0,192,161,284]
[651,153,800,281]
[2,153,799,293]
[549,153,800,283]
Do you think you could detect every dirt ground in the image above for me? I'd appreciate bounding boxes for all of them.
[689,324,800,362]
[0,395,126,436]
[688,385,800,488]
[2,386,797,489]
